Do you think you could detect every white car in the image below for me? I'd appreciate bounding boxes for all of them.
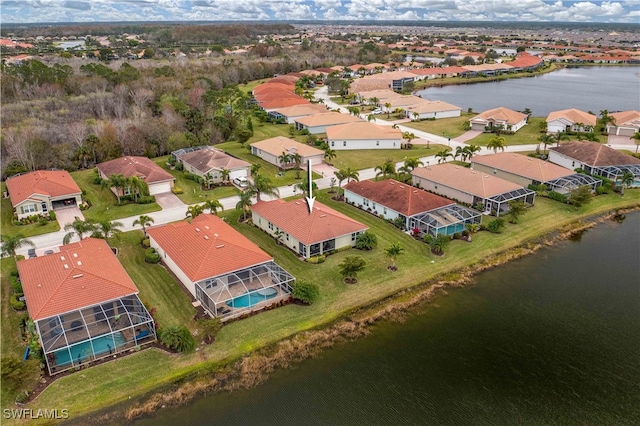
[233,176,249,187]
[371,109,383,115]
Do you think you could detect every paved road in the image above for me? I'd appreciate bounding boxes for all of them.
[14,88,635,256]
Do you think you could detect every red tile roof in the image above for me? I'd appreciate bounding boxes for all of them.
[147,214,272,282]
[259,97,310,110]
[344,179,454,216]
[251,199,368,245]
[507,52,543,68]
[17,238,139,321]
[6,170,81,207]
[97,156,174,184]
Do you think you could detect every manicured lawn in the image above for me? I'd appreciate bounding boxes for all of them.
[331,144,448,171]
[17,190,640,422]
[71,169,161,222]
[402,113,475,138]
[466,117,551,146]
[239,78,269,95]
[0,183,60,238]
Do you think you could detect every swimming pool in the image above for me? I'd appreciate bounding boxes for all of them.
[54,331,126,367]
[226,288,278,308]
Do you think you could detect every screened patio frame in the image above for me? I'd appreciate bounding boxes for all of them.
[36,294,156,375]
[544,174,600,194]
[409,205,482,237]
[485,187,536,217]
[591,164,640,185]
[195,261,295,320]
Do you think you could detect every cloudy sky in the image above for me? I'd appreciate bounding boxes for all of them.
[1,0,638,24]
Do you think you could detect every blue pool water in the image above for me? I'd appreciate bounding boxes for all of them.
[54,332,126,366]
[439,223,466,236]
[227,288,278,308]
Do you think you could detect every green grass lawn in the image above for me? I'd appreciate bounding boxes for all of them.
[239,78,269,95]
[0,183,60,238]
[331,144,447,171]
[71,169,161,222]
[9,189,640,421]
[466,117,550,146]
[402,113,475,139]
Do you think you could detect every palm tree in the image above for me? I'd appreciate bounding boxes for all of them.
[412,111,420,121]
[335,168,359,198]
[435,148,453,164]
[75,144,92,169]
[203,172,214,189]
[400,157,424,175]
[235,190,253,221]
[94,220,124,242]
[384,102,392,118]
[295,177,318,197]
[463,145,482,162]
[324,148,336,164]
[127,175,148,202]
[539,133,555,154]
[63,217,96,245]
[453,146,465,162]
[247,174,279,202]
[133,215,154,237]
[250,163,262,176]
[1,234,35,259]
[367,114,376,122]
[554,130,568,146]
[384,242,405,270]
[185,204,204,219]
[633,131,640,153]
[599,109,615,133]
[620,171,635,188]
[375,159,396,180]
[220,169,230,184]
[369,97,379,106]
[203,199,223,215]
[402,131,416,149]
[487,136,506,153]
[278,152,291,170]
[424,233,450,255]
[101,174,127,204]
[465,223,480,242]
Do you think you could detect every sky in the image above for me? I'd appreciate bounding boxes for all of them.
[0,0,638,24]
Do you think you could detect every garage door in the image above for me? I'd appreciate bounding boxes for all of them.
[307,156,323,166]
[229,169,248,180]
[149,182,172,195]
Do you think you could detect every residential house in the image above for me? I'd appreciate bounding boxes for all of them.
[97,156,175,195]
[268,104,328,124]
[546,109,597,133]
[250,137,325,168]
[294,112,363,134]
[404,100,462,120]
[147,214,295,319]
[343,179,481,236]
[548,140,640,187]
[411,163,536,216]
[17,238,156,375]
[5,170,83,219]
[606,110,640,137]
[175,146,250,183]
[326,122,403,150]
[469,107,528,132]
[251,199,368,258]
[471,152,599,193]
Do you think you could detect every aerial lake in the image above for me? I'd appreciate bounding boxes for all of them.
[136,212,640,425]
[417,66,640,116]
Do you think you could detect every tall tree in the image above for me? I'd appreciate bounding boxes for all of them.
[93,220,124,242]
[402,131,416,148]
[324,147,337,164]
[435,148,453,164]
[539,134,555,154]
[633,131,640,154]
[63,218,96,245]
[247,174,279,202]
[339,256,366,284]
[506,200,527,224]
[185,204,204,219]
[203,199,223,215]
[1,234,35,259]
[463,144,482,161]
[133,215,154,237]
[101,173,128,204]
[375,159,396,180]
[235,190,253,221]
[487,136,506,153]
[335,168,359,198]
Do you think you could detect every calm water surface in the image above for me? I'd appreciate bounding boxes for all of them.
[137,213,640,426]
[417,66,640,116]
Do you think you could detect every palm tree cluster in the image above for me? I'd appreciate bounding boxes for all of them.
[62,217,124,245]
[101,174,150,204]
[335,168,359,199]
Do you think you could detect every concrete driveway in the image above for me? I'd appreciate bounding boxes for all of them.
[55,207,84,227]
[154,192,186,209]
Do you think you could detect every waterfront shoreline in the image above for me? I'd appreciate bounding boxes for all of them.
[72,205,640,425]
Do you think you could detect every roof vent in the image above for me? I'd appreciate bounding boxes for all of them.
[413,190,418,193]
[63,264,69,269]
[216,244,225,249]
[390,181,394,184]
[295,201,300,205]
[470,171,476,174]
[195,227,200,232]
[73,253,78,258]
[203,235,209,240]
[399,186,404,189]
[77,261,82,266]
[60,256,65,261]
[320,214,327,218]
[204,226,209,230]
[72,274,83,279]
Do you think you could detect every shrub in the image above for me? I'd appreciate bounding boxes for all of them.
[172,186,183,194]
[92,175,104,185]
[452,232,461,240]
[292,280,320,305]
[196,318,222,344]
[144,247,160,263]
[355,231,377,250]
[137,195,155,204]
[306,255,326,264]
[547,191,567,203]
[49,211,56,220]
[141,238,150,248]
[9,294,26,311]
[487,218,505,234]
[159,326,196,353]
[10,276,22,294]
[38,218,48,226]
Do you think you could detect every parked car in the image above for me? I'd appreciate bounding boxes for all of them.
[44,250,55,255]
[372,109,383,115]
[28,248,36,258]
[233,176,249,188]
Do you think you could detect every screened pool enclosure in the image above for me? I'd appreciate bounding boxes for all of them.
[37,295,156,375]
[195,261,295,320]
[408,204,482,237]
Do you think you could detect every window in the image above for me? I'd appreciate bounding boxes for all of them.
[435,185,438,189]
[268,222,274,230]
[351,232,358,241]
[493,169,497,175]
[331,141,335,147]
[343,141,346,147]
[383,207,387,214]
[41,202,48,213]
[286,233,289,241]
[376,141,379,146]
[21,204,37,214]
[363,199,369,206]
[124,186,132,195]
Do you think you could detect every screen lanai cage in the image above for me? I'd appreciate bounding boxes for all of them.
[592,164,640,186]
[544,174,600,194]
[38,295,156,375]
[409,204,482,237]
[195,261,295,320]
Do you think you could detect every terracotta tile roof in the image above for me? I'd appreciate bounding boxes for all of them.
[549,141,640,167]
[253,83,293,96]
[472,153,574,182]
[6,170,81,207]
[295,112,363,127]
[471,107,528,125]
[272,104,328,118]
[179,147,250,174]
[461,63,512,72]
[610,110,640,127]
[326,122,402,140]
[251,199,368,245]
[147,214,272,282]
[250,136,325,158]
[259,97,310,110]
[405,100,462,114]
[349,78,394,93]
[17,238,139,321]
[97,156,174,184]
[344,179,454,216]
[356,89,403,101]
[507,52,543,68]
[386,95,426,108]
[409,66,467,76]
[546,109,597,127]
[254,89,297,102]
[412,163,527,198]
